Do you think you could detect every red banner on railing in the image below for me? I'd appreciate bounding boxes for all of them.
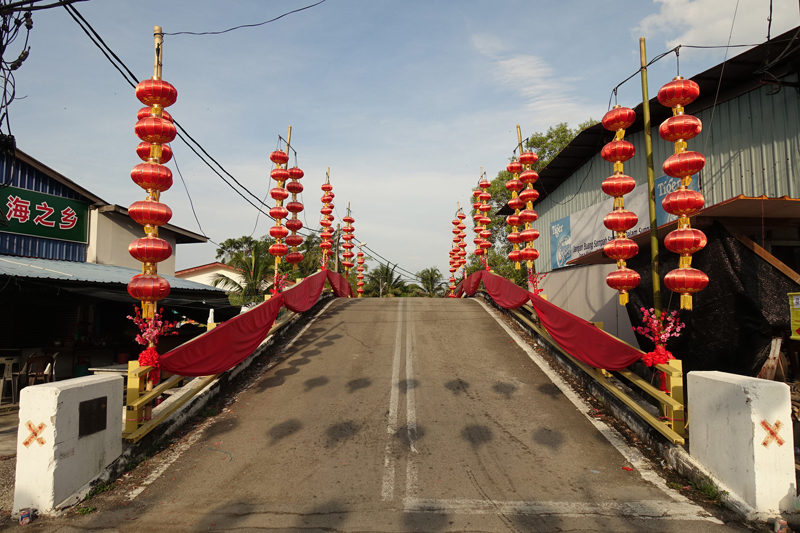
[455,270,642,370]
[159,270,352,376]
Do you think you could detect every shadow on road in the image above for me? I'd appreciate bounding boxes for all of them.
[304,376,330,392]
[461,424,493,447]
[493,382,518,399]
[346,377,372,393]
[268,418,303,445]
[398,378,420,393]
[325,421,359,447]
[402,510,451,532]
[532,426,566,450]
[444,379,470,395]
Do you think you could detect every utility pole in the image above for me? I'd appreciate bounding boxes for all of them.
[640,37,662,315]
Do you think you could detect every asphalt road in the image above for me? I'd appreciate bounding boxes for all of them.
[34,298,751,532]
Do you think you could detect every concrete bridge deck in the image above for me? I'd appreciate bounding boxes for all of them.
[34,298,749,532]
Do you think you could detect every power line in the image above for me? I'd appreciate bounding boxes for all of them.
[162,0,327,36]
[64,4,323,239]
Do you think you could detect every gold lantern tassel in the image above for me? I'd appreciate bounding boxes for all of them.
[619,292,629,305]
[681,294,692,310]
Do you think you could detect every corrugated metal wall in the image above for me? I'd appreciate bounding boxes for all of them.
[0,152,88,260]
[533,74,800,272]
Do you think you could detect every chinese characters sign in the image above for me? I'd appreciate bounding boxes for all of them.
[2,186,88,243]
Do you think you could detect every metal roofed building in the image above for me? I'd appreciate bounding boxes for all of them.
[514,26,800,348]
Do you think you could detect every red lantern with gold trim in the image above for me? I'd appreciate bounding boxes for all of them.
[659,77,708,309]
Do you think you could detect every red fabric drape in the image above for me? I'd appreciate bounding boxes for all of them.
[160,294,284,376]
[159,269,352,376]
[283,270,328,313]
[458,270,643,371]
[527,293,642,370]
[326,270,354,298]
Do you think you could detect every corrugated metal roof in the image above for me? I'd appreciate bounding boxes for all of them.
[0,254,224,292]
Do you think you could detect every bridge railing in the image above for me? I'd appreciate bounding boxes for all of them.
[122,308,297,443]
[484,293,686,445]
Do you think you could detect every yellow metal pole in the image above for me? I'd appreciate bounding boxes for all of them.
[640,38,662,315]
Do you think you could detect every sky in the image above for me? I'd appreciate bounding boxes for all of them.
[6,0,798,282]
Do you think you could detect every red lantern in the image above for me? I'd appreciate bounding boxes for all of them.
[659,77,708,309]
[286,181,303,194]
[519,169,538,184]
[135,117,176,144]
[285,234,303,247]
[606,268,641,296]
[507,161,522,174]
[136,79,178,108]
[137,107,172,122]
[662,189,705,216]
[128,273,171,301]
[131,163,172,192]
[600,105,640,304]
[270,226,289,239]
[270,187,289,201]
[508,197,525,210]
[285,252,303,264]
[659,115,702,143]
[603,209,638,232]
[603,238,638,261]
[285,218,303,232]
[663,151,705,179]
[600,140,635,163]
[657,78,700,109]
[506,179,523,192]
[128,200,172,227]
[270,150,289,165]
[136,142,173,164]
[128,237,173,263]
[601,174,636,197]
[269,206,288,219]
[519,151,538,165]
[271,168,290,182]
[286,201,304,213]
[519,188,539,203]
[269,242,288,257]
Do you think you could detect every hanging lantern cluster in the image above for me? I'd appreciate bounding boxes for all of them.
[505,159,523,268]
[268,147,291,267]
[658,77,708,310]
[515,151,540,269]
[284,163,305,268]
[356,250,365,297]
[448,209,467,297]
[319,173,335,269]
[600,105,640,305]
[127,69,178,319]
[472,171,493,265]
[342,204,355,277]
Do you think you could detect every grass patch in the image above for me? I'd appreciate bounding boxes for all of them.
[76,505,96,515]
[690,475,728,504]
[85,482,114,500]
[667,482,684,490]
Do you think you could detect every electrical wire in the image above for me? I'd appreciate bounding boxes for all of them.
[162,0,327,36]
[64,4,325,240]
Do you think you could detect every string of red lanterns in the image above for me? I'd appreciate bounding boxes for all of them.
[505,158,524,269]
[601,105,640,305]
[342,204,355,278]
[449,210,461,296]
[320,170,335,270]
[517,150,540,269]
[356,248,365,297]
[127,31,177,321]
[284,161,305,269]
[473,170,493,267]
[658,77,708,310]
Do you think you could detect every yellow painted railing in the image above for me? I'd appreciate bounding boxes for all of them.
[488,294,686,445]
[123,309,298,443]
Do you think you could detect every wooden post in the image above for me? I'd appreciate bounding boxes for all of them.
[640,38,662,316]
[153,26,162,80]
[124,360,145,435]
[663,359,686,436]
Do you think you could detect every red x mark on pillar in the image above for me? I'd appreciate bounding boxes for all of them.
[22,421,46,448]
[761,419,785,448]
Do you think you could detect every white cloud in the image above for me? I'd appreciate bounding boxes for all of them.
[471,34,594,126]
[636,0,798,49]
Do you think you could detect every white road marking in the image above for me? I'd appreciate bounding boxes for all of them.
[381,299,405,502]
[405,299,418,456]
[404,498,721,522]
[126,298,336,502]
[475,298,719,522]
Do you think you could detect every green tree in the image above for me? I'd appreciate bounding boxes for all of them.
[415,267,445,297]
[212,241,273,307]
[365,263,405,298]
[469,119,594,287]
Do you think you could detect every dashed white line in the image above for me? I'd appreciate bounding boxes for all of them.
[381,299,405,502]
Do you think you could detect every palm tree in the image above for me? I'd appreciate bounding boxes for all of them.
[366,263,405,297]
[416,267,445,297]
[212,241,273,307]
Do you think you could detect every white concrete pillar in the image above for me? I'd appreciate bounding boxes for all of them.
[688,371,796,513]
[13,375,123,515]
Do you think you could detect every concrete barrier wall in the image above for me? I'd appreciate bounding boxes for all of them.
[13,375,123,515]
[689,371,796,513]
